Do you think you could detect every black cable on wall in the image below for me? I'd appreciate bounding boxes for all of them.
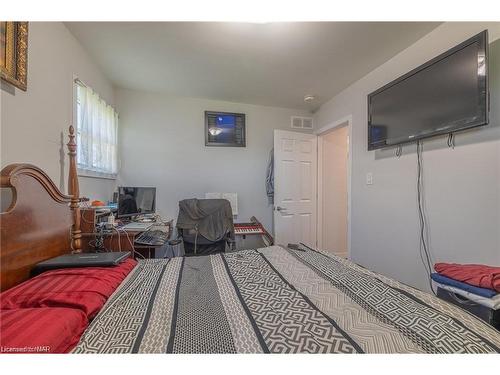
[416,140,436,295]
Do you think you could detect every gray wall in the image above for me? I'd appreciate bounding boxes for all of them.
[314,22,500,292]
[0,22,116,203]
[115,88,311,231]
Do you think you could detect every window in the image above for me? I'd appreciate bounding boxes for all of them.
[75,80,118,178]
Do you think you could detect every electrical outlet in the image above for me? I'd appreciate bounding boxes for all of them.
[366,172,373,185]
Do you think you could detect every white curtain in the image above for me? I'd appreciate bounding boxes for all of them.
[76,83,118,176]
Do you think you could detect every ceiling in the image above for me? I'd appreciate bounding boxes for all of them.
[66,22,441,111]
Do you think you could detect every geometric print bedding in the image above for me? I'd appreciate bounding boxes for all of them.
[73,246,500,353]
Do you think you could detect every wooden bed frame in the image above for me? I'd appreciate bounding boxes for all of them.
[0,126,82,291]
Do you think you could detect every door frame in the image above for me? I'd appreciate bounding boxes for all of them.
[315,115,352,258]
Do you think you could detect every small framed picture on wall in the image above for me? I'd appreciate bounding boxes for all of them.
[205,111,246,147]
[0,22,28,91]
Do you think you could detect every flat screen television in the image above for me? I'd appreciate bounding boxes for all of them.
[205,111,246,147]
[117,186,156,218]
[368,30,489,151]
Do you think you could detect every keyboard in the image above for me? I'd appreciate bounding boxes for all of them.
[121,222,154,231]
[234,224,265,235]
[134,230,169,246]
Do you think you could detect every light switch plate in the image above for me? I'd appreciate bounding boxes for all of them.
[366,172,373,185]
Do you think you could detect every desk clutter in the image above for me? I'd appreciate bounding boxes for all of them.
[79,186,178,258]
[80,206,173,259]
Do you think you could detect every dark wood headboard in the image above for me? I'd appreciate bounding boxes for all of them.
[0,126,82,291]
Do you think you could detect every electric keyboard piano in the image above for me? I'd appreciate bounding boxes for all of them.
[234,225,265,235]
[234,216,274,250]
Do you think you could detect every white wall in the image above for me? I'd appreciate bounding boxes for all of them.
[1,22,116,202]
[321,126,348,257]
[115,88,311,231]
[314,22,500,292]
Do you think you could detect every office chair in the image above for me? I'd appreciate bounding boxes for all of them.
[176,198,234,256]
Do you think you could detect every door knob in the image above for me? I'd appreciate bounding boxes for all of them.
[276,206,287,212]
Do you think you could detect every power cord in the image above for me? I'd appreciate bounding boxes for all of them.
[94,224,106,251]
[111,227,122,252]
[416,140,436,295]
[447,133,455,149]
[116,227,145,259]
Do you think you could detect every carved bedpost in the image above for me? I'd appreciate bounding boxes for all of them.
[67,125,82,253]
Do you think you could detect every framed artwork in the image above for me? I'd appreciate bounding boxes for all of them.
[205,111,246,147]
[0,22,28,91]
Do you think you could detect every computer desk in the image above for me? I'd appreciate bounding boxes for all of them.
[80,207,172,259]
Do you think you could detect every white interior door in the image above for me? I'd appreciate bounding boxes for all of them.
[274,130,317,248]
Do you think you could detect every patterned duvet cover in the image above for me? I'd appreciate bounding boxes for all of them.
[74,246,500,353]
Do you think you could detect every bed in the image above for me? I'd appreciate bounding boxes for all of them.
[1,127,499,354]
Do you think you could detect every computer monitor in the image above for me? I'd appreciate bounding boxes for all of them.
[117,186,156,218]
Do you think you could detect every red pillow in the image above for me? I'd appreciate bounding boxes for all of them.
[0,258,137,319]
[0,308,88,353]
